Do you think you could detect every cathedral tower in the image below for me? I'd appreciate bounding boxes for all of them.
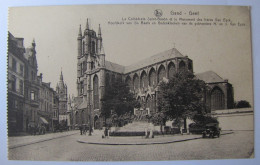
[56,70,68,115]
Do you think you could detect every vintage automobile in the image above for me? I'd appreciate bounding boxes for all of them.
[202,123,221,138]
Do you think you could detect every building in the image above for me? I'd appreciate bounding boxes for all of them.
[22,38,43,133]
[8,32,62,134]
[74,20,233,129]
[56,71,70,125]
[7,32,26,134]
[38,79,57,131]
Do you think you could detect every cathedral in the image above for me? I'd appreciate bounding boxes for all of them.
[74,19,234,129]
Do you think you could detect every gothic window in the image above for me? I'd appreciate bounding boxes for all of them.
[91,61,95,69]
[211,87,225,110]
[105,73,110,86]
[93,75,99,109]
[140,71,148,89]
[133,74,139,91]
[125,76,133,91]
[158,65,166,82]
[168,62,175,79]
[91,41,96,54]
[81,63,84,75]
[179,61,186,71]
[149,68,157,87]
[111,74,116,83]
[80,82,84,94]
[82,41,85,54]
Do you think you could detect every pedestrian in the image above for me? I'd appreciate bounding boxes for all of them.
[104,127,108,138]
[79,125,83,135]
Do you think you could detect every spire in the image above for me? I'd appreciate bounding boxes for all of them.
[98,24,101,37]
[60,69,63,81]
[32,38,36,48]
[86,18,89,30]
[78,24,82,37]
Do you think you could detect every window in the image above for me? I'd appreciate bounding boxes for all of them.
[20,64,24,76]
[81,63,84,75]
[19,80,23,95]
[11,75,16,91]
[81,82,84,94]
[12,58,17,72]
[91,41,95,53]
[31,91,35,100]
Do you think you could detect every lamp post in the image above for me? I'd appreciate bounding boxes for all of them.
[88,84,92,136]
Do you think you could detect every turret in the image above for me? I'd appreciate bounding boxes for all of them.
[97,24,102,54]
[86,18,89,31]
[77,24,82,57]
[99,45,105,68]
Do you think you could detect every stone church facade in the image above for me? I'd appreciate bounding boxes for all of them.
[74,20,234,129]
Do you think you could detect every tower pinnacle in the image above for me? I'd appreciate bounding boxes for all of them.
[86,18,89,30]
[60,69,63,81]
[98,24,102,37]
[78,24,82,37]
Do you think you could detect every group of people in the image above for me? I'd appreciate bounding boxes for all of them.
[28,123,46,136]
[79,125,92,135]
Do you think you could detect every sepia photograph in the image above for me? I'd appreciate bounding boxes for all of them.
[7,4,254,161]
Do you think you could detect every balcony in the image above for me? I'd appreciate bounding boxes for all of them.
[30,99,39,107]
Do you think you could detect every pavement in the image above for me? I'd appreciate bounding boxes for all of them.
[8,130,78,149]
[77,130,234,145]
[8,129,234,149]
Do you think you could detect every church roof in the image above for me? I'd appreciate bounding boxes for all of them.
[105,61,125,73]
[73,96,83,108]
[124,48,184,73]
[104,48,185,74]
[195,71,225,83]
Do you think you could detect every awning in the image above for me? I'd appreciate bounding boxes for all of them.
[39,117,49,124]
[77,100,88,110]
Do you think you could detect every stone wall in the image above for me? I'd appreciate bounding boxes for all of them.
[212,108,254,131]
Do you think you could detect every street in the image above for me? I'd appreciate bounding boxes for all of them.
[8,130,254,161]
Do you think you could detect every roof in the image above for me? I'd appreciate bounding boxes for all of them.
[124,48,184,73]
[73,97,83,108]
[105,61,125,73]
[77,99,88,110]
[104,48,185,74]
[195,71,225,83]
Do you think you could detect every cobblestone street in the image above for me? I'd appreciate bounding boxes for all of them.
[8,130,254,161]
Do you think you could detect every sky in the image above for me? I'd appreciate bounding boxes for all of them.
[8,5,253,105]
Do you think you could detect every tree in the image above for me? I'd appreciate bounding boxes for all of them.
[157,70,206,127]
[101,77,140,126]
[235,100,251,108]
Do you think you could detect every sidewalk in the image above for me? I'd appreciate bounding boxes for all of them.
[77,131,234,145]
[8,130,78,149]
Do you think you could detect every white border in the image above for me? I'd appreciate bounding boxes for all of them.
[1,0,259,165]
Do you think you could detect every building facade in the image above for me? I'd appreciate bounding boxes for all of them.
[74,20,234,129]
[8,32,61,134]
[56,71,70,125]
[7,32,26,134]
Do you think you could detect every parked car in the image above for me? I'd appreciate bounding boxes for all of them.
[202,123,221,138]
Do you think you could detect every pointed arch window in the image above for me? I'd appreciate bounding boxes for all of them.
[211,87,225,110]
[93,75,99,109]
[149,68,157,87]
[168,62,175,79]
[158,65,166,82]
